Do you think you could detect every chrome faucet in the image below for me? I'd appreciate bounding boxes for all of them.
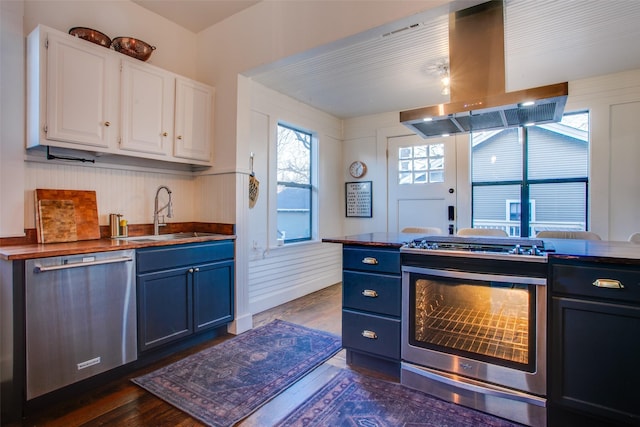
[153,185,173,235]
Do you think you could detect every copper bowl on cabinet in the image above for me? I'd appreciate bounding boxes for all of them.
[111,37,156,61]
[69,27,111,48]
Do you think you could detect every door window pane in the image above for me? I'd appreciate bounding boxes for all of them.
[529,113,589,180]
[398,143,445,184]
[472,128,522,182]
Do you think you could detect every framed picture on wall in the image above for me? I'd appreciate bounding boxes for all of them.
[346,181,372,217]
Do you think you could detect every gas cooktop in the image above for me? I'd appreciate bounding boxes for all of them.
[402,235,553,259]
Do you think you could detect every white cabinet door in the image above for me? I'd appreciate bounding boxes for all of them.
[120,60,174,157]
[174,77,213,162]
[45,31,119,149]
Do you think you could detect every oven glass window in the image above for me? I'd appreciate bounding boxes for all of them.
[411,274,535,371]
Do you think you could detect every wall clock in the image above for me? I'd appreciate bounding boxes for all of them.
[349,160,367,178]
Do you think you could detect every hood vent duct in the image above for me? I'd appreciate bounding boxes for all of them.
[400,1,568,139]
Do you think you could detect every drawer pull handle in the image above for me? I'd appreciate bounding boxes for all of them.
[362,257,378,265]
[362,289,378,298]
[592,279,624,289]
[361,330,378,339]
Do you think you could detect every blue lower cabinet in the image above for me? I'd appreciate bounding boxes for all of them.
[342,309,400,359]
[137,241,234,352]
[342,245,402,376]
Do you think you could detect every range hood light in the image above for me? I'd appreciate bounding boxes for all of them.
[520,101,536,107]
[423,117,434,122]
[442,133,450,137]
[524,122,535,127]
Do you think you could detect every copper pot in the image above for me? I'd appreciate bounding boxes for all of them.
[111,37,156,61]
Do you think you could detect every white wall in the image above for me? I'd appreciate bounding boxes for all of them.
[566,68,640,241]
[0,0,26,237]
[246,80,342,314]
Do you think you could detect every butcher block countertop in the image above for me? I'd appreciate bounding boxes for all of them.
[323,233,640,264]
[0,232,235,261]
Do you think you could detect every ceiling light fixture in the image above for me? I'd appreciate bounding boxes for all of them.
[439,64,450,96]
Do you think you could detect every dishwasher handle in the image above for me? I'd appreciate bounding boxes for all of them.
[33,256,133,273]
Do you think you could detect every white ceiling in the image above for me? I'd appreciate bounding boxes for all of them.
[133,0,640,119]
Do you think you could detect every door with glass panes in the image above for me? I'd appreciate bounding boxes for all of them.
[388,134,457,235]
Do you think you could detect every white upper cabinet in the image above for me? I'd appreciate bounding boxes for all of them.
[27,25,214,167]
[120,59,174,157]
[174,77,214,162]
[27,26,120,150]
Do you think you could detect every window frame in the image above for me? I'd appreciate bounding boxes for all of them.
[471,111,590,237]
[275,122,315,244]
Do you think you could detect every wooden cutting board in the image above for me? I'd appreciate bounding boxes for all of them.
[35,189,100,242]
[37,200,78,243]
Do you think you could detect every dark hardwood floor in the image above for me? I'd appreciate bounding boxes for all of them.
[8,283,381,427]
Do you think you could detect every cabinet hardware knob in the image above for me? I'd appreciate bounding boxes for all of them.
[361,330,378,339]
[194,267,200,272]
[104,121,111,127]
[362,289,378,298]
[188,268,194,273]
[177,135,183,140]
[592,279,624,289]
[362,257,378,265]
[162,132,168,136]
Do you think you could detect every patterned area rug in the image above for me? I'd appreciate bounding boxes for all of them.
[274,369,522,427]
[132,319,341,427]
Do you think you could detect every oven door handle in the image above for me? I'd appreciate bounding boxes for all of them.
[401,266,546,286]
[402,363,546,407]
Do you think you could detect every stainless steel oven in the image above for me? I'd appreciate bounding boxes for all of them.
[400,236,549,427]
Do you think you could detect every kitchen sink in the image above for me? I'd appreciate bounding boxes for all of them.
[121,232,221,242]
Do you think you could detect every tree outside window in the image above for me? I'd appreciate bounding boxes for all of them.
[276,124,313,243]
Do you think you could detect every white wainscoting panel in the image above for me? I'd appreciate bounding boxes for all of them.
[248,242,342,315]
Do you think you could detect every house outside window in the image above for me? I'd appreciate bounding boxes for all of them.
[276,123,313,243]
[471,111,589,237]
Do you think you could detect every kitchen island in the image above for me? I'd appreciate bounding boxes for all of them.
[323,233,640,427]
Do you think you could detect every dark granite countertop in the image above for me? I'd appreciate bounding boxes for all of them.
[0,233,236,261]
[323,233,640,264]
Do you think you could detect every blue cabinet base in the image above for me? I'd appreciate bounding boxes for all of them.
[346,350,400,379]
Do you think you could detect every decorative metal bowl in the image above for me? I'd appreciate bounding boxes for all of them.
[69,27,111,48]
[111,37,156,61]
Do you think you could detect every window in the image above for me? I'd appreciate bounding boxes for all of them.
[471,111,589,237]
[276,123,313,243]
[506,200,536,222]
[398,143,444,184]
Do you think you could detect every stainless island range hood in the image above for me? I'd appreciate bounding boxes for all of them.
[400,1,568,139]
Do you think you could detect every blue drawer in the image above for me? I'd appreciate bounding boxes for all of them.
[343,271,401,317]
[137,240,234,274]
[342,309,400,359]
[343,246,400,275]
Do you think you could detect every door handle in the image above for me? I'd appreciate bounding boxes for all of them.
[33,256,132,273]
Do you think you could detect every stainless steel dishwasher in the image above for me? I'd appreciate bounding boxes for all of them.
[25,249,137,399]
